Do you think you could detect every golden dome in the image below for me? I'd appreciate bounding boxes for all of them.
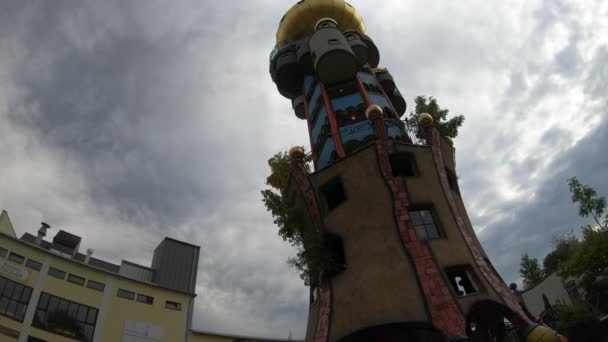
[289,146,306,159]
[276,0,366,47]
[417,113,434,127]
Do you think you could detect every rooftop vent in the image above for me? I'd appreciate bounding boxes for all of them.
[36,222,51,245]
[85,248,94,264]
[51,230,82,257]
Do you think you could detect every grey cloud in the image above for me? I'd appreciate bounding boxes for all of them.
[1,0,607,339]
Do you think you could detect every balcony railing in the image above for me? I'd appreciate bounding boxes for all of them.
[315,118,424,170]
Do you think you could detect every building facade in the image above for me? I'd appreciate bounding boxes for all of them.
[0,210,297,342]
[521,273,581,320]
[269,1,564,341]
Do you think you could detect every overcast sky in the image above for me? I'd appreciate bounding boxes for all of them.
[1,0,607,339]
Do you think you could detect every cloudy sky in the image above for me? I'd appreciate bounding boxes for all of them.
[1,0,607,338]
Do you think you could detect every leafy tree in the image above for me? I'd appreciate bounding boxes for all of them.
[404,96,465,142]
[555,304,608,341]
[567,177,607,229]
[558,178,608,289]
[543,233,580,275]
[261,150,325,287]
[559,226,608,289]
[520,253,545,289]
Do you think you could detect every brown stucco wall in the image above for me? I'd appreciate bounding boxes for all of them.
[305,300,320,342]
[393,143,505,315]
[309,146,429,341]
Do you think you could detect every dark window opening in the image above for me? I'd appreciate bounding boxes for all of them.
[310,287,319,305]
[446,267,478,297]
[0,246,7,257]
[326,81,358,97]
[48,267,66,280]
[390,153,418,177]
[67,274,85,286]
[320,177,346,212]
[335,103,366,126]
[33,292,97,342]
[86,280,105,292]
[116,289,135,300]
[165,301,182,311]
[445,168,460,194]
[409,207,441,240]
[26,259,42,271]
[27,337,48,342]
[328,38,339,44]
[8,252,25,264]
[136,294,154,304]
[322,233,346,276]
[0,275,33,322]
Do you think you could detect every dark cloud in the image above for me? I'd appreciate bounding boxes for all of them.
[1,0,606,339]
[479,115,608,283]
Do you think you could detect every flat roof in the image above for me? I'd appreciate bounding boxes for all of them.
[0,231,195,296]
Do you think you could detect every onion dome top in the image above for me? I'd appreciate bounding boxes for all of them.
[276,0,365,47]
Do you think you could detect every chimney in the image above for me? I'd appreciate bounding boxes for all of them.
[36,222,50,245]
[85,248,93,264]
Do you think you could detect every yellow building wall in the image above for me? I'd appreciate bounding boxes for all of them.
[0,234,192,342]
[0,211,16,238]
[99,276,190,342]
[0,235,47,338]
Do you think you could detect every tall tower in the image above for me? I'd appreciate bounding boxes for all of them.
[269,1,561,341]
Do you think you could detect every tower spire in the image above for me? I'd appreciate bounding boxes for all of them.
[270,1,563,341]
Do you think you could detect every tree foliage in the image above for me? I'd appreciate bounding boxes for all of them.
[559,226,608,289]
[520,253,545,289]
[557,177,608,289]
[543,233,579,275]
[555,304,608,341]
[404,96,465,142]
[260,150,324,287]
[567,177,607,229]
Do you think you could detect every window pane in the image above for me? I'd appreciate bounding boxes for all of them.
[426,224,440,239]
[67,302,78,318]
[136,294,154,304]
[83,324,94,341]
[48,267,66,279]
[34,310,47,327]
[414,226,428,240]
[77,305,88,322]
[26,259,42,271]
[38,293,49,310]
[165,301,181,311]
[0,277,6,293]
[86,280,105,292]
[57,298,68,313]
[0,297,8,314]
[67,274,85,286]
[3,281,15,297]
[0,246,7,257]
[11,283,23,300]
[16,303,27,321]
[117,289,134,300]
[420,210,434,224]
[21,286,32,303]
[86,308,97,324]
[33,293,98,341]
[48,297,59,313]
[6,300,17,316]
[409,211,422,225]
[8,252,25,264]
